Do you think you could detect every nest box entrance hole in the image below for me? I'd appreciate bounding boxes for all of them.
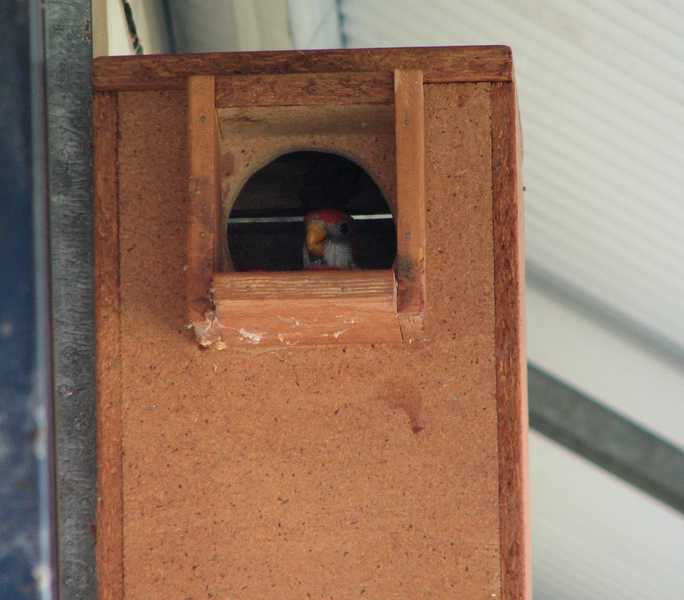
[226,151,397,272]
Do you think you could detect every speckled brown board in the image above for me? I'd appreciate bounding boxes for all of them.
[93,47,528,600]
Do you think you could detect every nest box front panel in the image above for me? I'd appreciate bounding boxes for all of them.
[94,46,527,600]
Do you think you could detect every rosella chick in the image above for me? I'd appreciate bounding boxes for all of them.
[303,209,356,269]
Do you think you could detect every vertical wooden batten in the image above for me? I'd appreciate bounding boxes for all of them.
[93,91,124,600]
[186,75,221,344]
[491,81,530,600]
[394,69,427,341]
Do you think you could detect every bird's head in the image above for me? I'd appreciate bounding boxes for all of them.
[303,209,356,269]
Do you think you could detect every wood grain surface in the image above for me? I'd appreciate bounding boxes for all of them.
[393,70,427,342]
[217,104,394,138]
[93,46,513,91]
[491,81,530,600]
[213,270,401,346]
[93,91,123,600]
[186,76,220,341]
[216,71,394,108]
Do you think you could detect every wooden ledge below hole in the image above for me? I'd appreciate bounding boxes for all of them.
[211,269,403,347]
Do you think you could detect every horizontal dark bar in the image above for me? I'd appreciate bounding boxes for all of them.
[528,364,684,514]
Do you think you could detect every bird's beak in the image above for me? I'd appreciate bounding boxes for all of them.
[306,221,327,257]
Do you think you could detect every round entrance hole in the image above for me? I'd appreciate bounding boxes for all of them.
[227,151,397,271]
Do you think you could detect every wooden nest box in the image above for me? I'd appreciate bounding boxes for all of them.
[93,46,528,600]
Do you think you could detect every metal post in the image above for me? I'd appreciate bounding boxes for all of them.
[45,0,97,598]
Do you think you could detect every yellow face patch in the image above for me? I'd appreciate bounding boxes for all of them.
[306,221,327,257]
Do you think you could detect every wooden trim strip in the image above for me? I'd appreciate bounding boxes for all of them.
[491,81,530,600]
[212,270,402,347]
[93,46,513,91]
[216,71,394,108]
[93,91,124,600]
[394,69,427,342]
[217,104,393,137]
[186,75,219,328]
[213,269,397,301]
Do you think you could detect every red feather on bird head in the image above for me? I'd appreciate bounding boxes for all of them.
[303,208,350,225]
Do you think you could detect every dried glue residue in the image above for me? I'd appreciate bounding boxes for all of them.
[238,328,265,344]
[276,334,297,345]
[277,316,303,327]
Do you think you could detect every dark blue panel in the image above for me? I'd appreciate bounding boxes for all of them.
[0,1,58,598]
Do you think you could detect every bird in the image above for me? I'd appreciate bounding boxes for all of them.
[295,152,364,269]
[302,208,357,269]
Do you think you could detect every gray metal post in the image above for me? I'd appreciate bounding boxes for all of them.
[45,1,97,598]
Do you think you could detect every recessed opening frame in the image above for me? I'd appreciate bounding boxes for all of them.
[186,70,427,347]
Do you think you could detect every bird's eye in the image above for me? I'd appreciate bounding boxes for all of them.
[339,222,349,235]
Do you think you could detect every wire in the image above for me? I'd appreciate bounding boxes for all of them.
[121,0,143,55]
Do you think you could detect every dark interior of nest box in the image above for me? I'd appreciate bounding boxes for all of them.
[227,151,397,271]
